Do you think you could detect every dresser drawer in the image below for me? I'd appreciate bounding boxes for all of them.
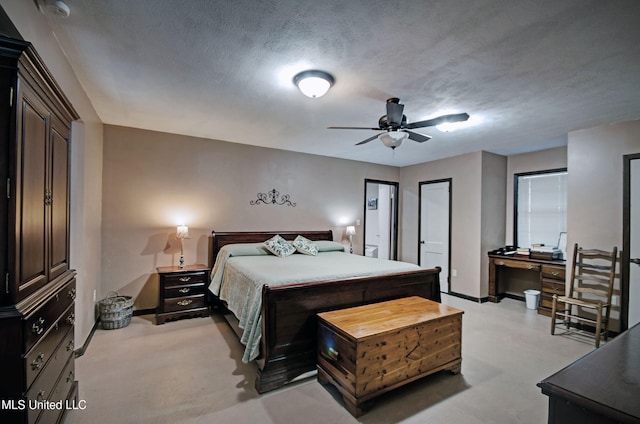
[541,265,565,280]
[163,271,207,288]
[163,293,206,312]
[25,304,75,389]
[25,333,74,424]
[34,356,75,424]
[164,283,205,299]
[24,279,76,352]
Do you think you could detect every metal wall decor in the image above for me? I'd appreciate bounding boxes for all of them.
[250,188,297,207]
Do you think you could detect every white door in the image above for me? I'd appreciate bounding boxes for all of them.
[420,181,450,293]
[629,157,640,328]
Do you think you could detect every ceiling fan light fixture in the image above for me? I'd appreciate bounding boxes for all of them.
[436,122,464,132]
[293,70,334,98]
[378,131,408,149]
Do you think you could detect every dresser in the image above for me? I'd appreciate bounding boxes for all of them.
[0,36,79,423]
[538,323,640,423]
[156,265,210,324]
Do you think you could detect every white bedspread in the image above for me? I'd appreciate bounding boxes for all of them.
[209,243,421,363]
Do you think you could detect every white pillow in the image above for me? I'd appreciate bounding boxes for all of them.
[263,235,296,258]
[292,235,318,256]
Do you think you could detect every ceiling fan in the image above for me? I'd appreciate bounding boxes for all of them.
[328,98,469,149]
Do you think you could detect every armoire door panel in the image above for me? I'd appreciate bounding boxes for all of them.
[18,96,48,295]
[50,126,70,279]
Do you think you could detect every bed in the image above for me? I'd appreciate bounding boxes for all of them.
[208,230,442,393]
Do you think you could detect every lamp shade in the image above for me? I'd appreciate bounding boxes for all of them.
[346,225,356,236]
[378,131,408,149]
[293,70,334,98]
[176,225,190,239]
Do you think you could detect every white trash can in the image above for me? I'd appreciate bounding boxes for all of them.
[524,289,540,310]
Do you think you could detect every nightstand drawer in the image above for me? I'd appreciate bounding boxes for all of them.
[165,283,205,298]
[163,293,206,312]
[163,271,207,288]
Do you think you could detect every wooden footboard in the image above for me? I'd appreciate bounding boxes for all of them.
[256,268,441,393]
[208,230,441,393]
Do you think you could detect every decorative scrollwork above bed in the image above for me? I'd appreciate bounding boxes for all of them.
[207,230,442,393]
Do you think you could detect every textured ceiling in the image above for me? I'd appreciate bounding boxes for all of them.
[39,0,640,166]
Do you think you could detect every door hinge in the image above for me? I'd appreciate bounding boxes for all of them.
[9,87,13,107]
[6,178,9,199]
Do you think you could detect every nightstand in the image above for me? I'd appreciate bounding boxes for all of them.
[156,264,210,324]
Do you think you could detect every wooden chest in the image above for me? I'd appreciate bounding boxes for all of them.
[317,296,463,417]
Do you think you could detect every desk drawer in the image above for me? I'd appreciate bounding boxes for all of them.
[541,265,565,280]
[494,258,540,271]
[541,280,565,296]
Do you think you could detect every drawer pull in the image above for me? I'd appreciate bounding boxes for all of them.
[552,286,559,291]
[551,271,560,277]
[178,288,191,294]
[31,353,45,371]
[32,317,45,335]
[497,261,505,266]
[327,347,339,361]
[66,339,75,351]
[527,265,535,270]
[177,299,193,306]
[179,276,191,282]
[68,288,76,300]
[66,313,76,325]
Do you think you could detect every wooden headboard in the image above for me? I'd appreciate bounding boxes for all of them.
[208,230,334,268]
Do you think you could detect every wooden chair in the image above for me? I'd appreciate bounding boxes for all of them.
[550,243,618,348]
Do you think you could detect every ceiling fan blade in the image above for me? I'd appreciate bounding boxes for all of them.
[403,130,432,143]
[405,112,470,129]
[328,126,382,130]
[386,101,404,126]
[355,133,382,145]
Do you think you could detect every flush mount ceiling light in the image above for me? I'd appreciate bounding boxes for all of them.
[378,131,409,149]
[38,0,71,18]
[293,70,334,98]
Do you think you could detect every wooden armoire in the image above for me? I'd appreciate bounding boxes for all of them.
[0,36,79,423]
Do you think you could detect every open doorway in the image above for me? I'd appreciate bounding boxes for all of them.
[363,179,398,260]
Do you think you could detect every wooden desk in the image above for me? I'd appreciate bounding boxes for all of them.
[488,254,566,315]
[537,323,640,424]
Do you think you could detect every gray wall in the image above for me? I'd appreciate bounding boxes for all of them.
[567,120,640,331]
[102,125,400,308]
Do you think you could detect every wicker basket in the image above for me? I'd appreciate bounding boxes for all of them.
[99,291,134,330]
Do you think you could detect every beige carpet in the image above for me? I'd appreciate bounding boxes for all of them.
[64,295,593,424]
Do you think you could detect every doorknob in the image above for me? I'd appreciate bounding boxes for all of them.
[420,241,425,244]
[632,258,640,266]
